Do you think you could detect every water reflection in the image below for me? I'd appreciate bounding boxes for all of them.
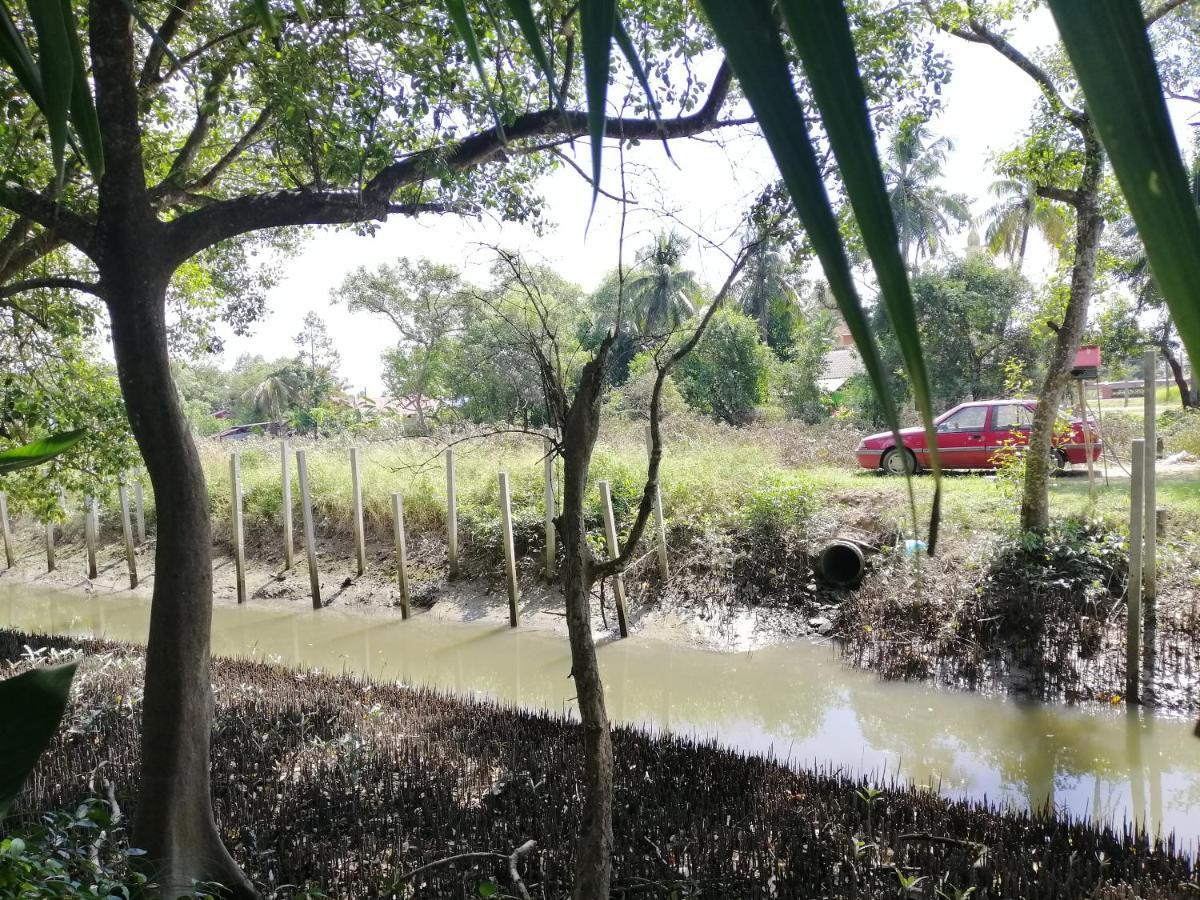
[2,583,1198,848]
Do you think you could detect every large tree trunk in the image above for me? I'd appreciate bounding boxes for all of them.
[105,264,256,899]
[1020,146,1105,531]
[91,1,253,893]
[560,358,614,900]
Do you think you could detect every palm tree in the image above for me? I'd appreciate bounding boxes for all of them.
[243,369,300,420]
[623,232,703,336]
[983,179,1070,271]
[738,246,798,342]
[885,121,972,268]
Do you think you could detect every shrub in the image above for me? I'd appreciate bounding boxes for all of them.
[0,799,148,899]
[976,519,1127,642]
[743,471,818,534]
[673,308,771,425]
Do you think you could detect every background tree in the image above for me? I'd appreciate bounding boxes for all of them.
[925,0,1188,530]
[333,257,469,430]
[735,244,799,346]
[878,254,1039,411]
[884,119,971,268]
[292,312,343,433]
[621,231,703,336]
[672,307,772,424]
[983,178,1070,271]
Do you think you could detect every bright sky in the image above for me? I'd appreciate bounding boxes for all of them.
[213,10,1193,395]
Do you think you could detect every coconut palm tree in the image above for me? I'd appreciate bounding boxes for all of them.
[623,232,703,336]
[983,179,1071,271]
[738,246,799,343]
[885,121,972,268]
[243,369,301,420]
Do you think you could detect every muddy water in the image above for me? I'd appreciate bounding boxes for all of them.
[4,584,1199,848]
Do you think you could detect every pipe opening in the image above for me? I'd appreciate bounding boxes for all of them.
[819,540,866,588]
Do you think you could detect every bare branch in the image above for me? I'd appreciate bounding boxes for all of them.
[593,239,758,581]
[138,0,201,89]
[0,276,102,299]
[1145,0,1193,25]
[924,1,1089,132]
[1036,184,1083,206]
[550,148,636,205]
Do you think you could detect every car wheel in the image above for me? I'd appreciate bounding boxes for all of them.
[882,447,917,476]
[1049,448,1067,475]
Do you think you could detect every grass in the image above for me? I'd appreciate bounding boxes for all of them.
[190,417,1200,571]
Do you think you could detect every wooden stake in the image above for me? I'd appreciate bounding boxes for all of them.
[281,440,295,569]
[543,437,556,579]
[1143,351,1157,603]
[350,447,366,576]
[118,482,138,589]
[1077,380,1095,504]
[1128,439,1145,703]
[44,519,55,572]
[0,492,13,568]
[498,470,519,627]
[599,480,629,638]
[133,476,146,543]
[296,449,321,609]
[85,495,98,579]
[230,453,247,604]
[391,492,411,619]
[644,425,669,579]
[446,446,459,579]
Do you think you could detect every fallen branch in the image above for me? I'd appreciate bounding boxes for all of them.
[508,839,537,900]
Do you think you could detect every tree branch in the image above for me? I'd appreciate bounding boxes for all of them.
[137,0,201,89]
[161,64,233,188]
[166,59,743,262]
[187,105,274,192]
[0,276,103,299]
[1145,0,1193,25]
[1036,184,1083,206]
[592,240,757,581]
[0,183,94,254]
[924,1,1089,132]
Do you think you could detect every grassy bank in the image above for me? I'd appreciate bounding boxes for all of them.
[8,630,1195,899]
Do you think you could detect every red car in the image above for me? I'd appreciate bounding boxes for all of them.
[854,400,1102,475]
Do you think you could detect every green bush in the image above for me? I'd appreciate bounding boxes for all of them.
[673,308,771,425]
[0,799,148,898]
[743,471,818,534]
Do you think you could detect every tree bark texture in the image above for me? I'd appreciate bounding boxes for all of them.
[559,353,614,900]
[90,0,255,895]
[1020,137,1105,531]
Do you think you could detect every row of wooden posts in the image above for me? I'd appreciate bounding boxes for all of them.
[1126,350,1161,705]
[0,477,145,590]
[0,430,668,639]
[227,427,670,638]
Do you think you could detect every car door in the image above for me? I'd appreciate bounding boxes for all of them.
[986,403,1034,466]
[935,405,989,468]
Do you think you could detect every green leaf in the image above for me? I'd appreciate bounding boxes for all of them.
[445,0,506,138]
[477,882,498,898]
[61,0,103,178]
[27,0,73,180]
[580,0,616,215]
[1047,0,1200,377]
[778,0,940,549]
[498,0,557,99]
[0,429,85,475]
[0,1,44,109]
[0,661,78,817]
[251,0,279,38]
[698,0,920,535]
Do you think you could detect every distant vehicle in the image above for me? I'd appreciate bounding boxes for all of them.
[854,399,1102,475]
